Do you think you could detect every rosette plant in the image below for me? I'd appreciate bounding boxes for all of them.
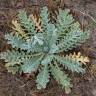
[0,7,89,93]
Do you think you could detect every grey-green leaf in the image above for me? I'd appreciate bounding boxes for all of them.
[36,65,50,89]
[50,63,72,93]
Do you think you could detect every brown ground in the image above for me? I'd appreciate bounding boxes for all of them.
[0,0,96,96]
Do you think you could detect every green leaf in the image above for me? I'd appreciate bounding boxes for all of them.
[49,44,59,53]
[50,63,72,94]
[40,7,49,31]
[41,54,53,65]
[58,31,89,52]
[46,24,57,44]
[18,10,36,34]
[56,9,74,38]
[33,33,44,45]
[0,50,23,66]
[5,33,25,49]
[21,55,43,73]
[54,55,85,73]
[36,65,50,89]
